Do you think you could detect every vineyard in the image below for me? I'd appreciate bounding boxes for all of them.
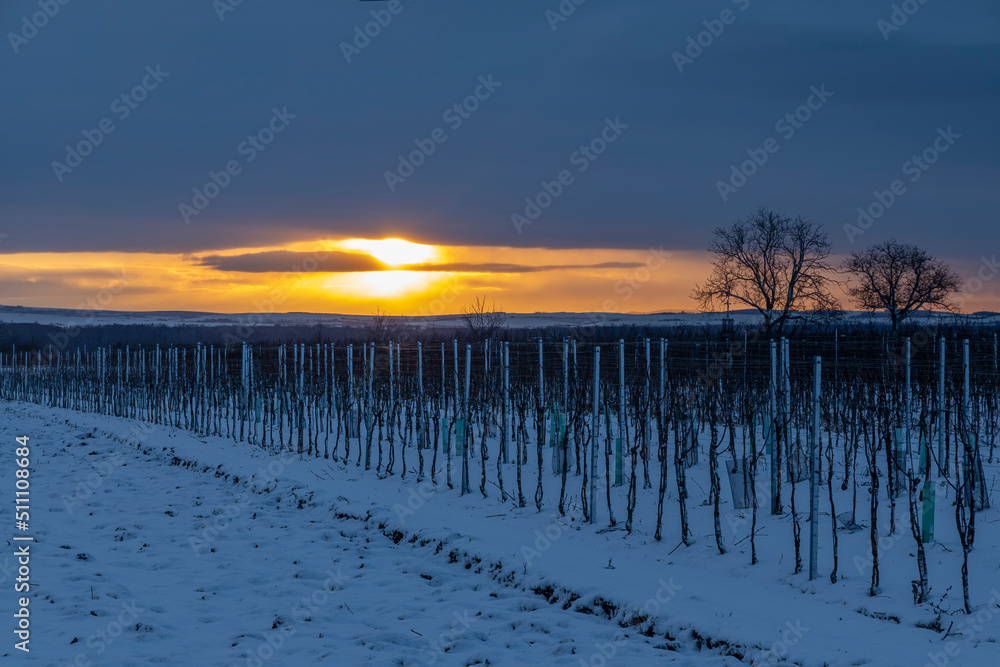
[3,327,999,620]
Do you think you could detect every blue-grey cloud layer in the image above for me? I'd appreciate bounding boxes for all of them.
[1,0,997,260]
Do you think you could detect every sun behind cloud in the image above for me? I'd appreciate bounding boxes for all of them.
[335,238,438,267]
[326,270,438,299]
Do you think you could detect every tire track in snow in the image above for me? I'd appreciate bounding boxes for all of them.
[0,404,746,666]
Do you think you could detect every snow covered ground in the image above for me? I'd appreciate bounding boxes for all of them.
[0,401,998,665]
[1,303,996,331]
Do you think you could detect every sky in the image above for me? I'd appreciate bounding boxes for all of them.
[1,0,998,316]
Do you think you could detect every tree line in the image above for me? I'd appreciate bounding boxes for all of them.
[692,207,966,334]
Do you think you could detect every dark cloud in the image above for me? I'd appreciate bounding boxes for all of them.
[196,251,384,273]
[195,252,639,274]
[402,261,643,273]
[0,278,158,301]
[0,0,995,259]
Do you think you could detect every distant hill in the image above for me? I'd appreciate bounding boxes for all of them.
[0,304,996,331]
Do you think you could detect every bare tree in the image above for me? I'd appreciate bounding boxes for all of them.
[841,239,962,331]
[692,208,839,335]
[460,296,509,340]
[364,307,400,344]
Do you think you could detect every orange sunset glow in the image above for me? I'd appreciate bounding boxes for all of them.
[0,238,700,315]
[0,238,995,316]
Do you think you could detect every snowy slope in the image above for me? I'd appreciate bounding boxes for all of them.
[0,402,998,666]
[0,303,995,331]
[0,404,719,666]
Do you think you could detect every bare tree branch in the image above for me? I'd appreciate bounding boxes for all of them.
[363,307,401,344]
[460,296,509,340]
[841,239,962,331]
[692,208,839,335]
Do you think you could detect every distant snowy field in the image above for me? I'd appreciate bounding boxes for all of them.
[1,402,998,666]
[0,304,997,331]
